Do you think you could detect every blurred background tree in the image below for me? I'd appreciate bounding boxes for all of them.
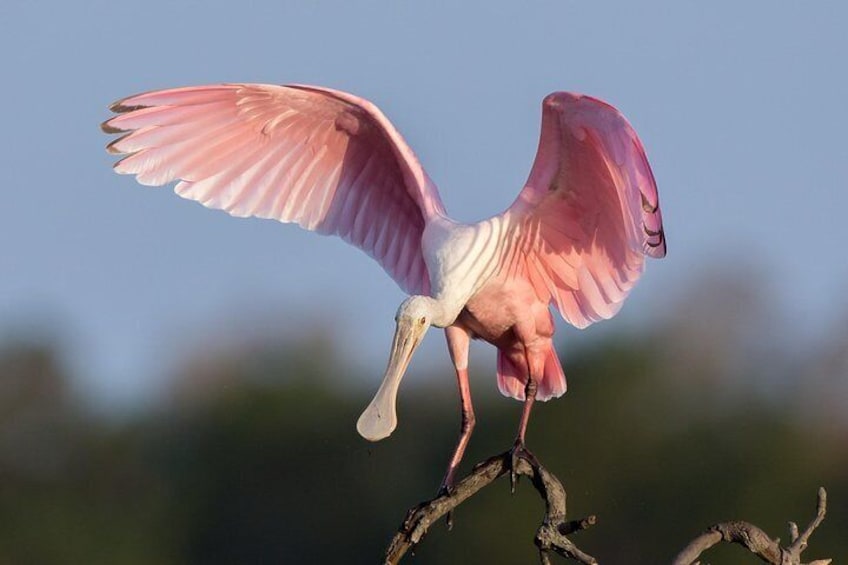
[0,269,843,564]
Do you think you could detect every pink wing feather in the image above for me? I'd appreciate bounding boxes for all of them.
[102,83,446,295]
[501,92,666,329]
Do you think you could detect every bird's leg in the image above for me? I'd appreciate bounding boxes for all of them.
[509,377,539,493]
[516,377,538,446]
[440,325,474,494]
[439,326,474,530]
[440,366,476,495]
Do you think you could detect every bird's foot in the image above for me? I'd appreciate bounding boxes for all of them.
[508,440,538,494]
[437,467,457,497]
[435,481,457,530]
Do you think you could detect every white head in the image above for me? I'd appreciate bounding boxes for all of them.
[356,296,436,441]
[395,295,438,327]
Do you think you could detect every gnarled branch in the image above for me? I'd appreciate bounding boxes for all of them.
[672,487,830,565]
[383,449,597,564]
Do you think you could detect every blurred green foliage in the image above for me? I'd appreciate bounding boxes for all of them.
[0,297,845,563]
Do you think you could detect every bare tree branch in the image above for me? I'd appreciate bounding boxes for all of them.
[672,521,781,564]
[672,488,830,565]
[383,448,597,564]
[381,447,831,565]
[788,488,828,558]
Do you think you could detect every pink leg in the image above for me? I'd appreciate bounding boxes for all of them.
[515,377,538,445]
[441,325,475,493]
[515,346,544,446]
[510,348,543,492]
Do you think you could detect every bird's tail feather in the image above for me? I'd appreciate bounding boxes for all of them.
[496,348,566,402]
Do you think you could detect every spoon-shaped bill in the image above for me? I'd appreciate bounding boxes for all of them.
[357,319,427,441]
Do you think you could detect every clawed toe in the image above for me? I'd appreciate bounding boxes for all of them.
[508,440,537,493]
[436,481,454,498]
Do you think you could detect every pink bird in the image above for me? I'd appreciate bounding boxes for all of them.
[102,83,665,492]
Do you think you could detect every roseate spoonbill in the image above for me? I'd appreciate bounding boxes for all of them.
[102,83,665,491]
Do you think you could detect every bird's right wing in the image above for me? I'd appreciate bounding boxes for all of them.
[497,92,666,329]
[102,83,446,296]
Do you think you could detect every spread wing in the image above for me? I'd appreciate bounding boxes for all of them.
[499,92,666,328]
[102,83,447,295]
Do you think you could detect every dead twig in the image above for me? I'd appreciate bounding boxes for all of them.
[383,449,597,564]
[672,487,830,565]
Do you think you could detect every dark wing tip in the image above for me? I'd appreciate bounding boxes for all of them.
[102,97,148,133]
[108,99,141,113]
[100,118,125,134]
[104,133,130,154]
[645,229,667,258]
[640,191,659,214]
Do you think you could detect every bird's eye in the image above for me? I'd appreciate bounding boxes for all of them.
[419,316,426,325]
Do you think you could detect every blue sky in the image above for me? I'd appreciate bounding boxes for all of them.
[2,1,846,407]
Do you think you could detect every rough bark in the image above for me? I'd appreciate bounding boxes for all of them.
[383,448,597,564]
[672,487,830,565]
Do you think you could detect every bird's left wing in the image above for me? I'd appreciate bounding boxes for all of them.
[497,92,666,329]
[102,83,446,295]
